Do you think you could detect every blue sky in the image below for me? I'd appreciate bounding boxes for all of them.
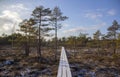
[0,0,120,38]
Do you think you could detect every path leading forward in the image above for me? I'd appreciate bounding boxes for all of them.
[57,47,72,77]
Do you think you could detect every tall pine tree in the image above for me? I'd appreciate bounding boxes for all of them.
[107,20,120,54]
[32,6,51,62]
[50,6,68,60]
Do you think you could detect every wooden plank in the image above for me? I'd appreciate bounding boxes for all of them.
[57,47,72,77]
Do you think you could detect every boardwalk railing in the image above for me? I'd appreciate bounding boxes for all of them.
[57,47,72,77]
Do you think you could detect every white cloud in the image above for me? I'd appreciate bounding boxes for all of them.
[0,3,29,35]
[0,10,22,22]
[0,10,22,34]
[63,26,87,33]
[91,22,106,30]
[107,9,116,16]
[10,4,28,10]
[85,12,103,19]
[84,8,117,19]
[63,23,69,27]
[2,3,29,13]
[63,22,106,34]
[2,23,13,31]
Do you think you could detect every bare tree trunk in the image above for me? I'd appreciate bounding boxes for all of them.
[28,30,30,56]
[38,12,42,62]
[12,34,14,49]
[55,20,57,61]
[74,37,76,58]
[113,32,116,54]
[25,27,29,56]
[113,39,116,54]
[98,40,100,56]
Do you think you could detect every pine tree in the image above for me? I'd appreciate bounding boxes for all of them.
[19,18,36,56]
[32,6,51,62]
[50,6,68,60]
[93,30,102,54]
[107,20,120,54]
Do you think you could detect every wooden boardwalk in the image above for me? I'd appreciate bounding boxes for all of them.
[57,47,72,77]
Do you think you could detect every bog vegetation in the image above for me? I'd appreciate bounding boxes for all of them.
[0,5,120,77]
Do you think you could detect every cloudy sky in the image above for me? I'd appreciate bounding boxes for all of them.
[0,0,120,38]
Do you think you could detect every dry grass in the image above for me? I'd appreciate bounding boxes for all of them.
[0,46,120,76]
